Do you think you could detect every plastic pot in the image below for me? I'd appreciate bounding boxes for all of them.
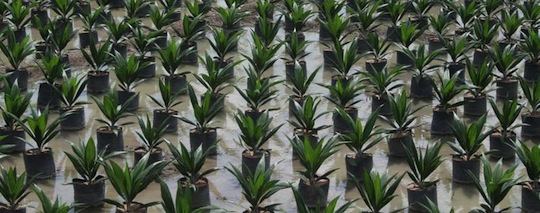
[522,112,540,137]
[72,176,106,207]
[133,147,164,166]
[357,37,370,53]
[0,127,26,153]
[292,130,318,150]
[115,202,147,213]
[386,26,399,42]
[112,43,127,58]
[189,128,218,155]
[285,60,306,82]
[323,50,336,69]
[79,30,98,49]
[365,59,387,73]
[86,71,110,94]
[489,131,516,159]
[522,183,540,212]
[396,51,414,66]
[153,109,178,133]
[407,183,437,212]
[14,29,26,43]
[154,32,168,51]
[118,90,139,112]
[0,206,26,213]
[289,96,305,116]
[447,62,465,85]
[495,78,518,100]
[473,49,490,66]
[24,147,55,179]
[345,153,373,181]
[524,61,540,82]
[244,110,263,121]
[137,56,156,78]
[75,1,91,15]
[298,178,330,208]
[181,42,198,65]
[452,155,480,184]
[371,95,392,116]
[60,106,85,130]
[180,177,211,208]
[241,150,270,175]
[428,37,444,53]
[319,24,331,41]
[463,93,486,117]
[387,130,414,157]
[5,69,28,91]
[31,9,48,27]
[410,75,433,100]
[163,74,187,95]
[332,108,357,133]
[430,107,454,135]
[37,83,60,110]
[96,127,124,153]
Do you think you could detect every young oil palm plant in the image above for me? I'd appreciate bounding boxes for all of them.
[82,39,112,94]
[178,85,224,155]
[235,70,281,120]
[337,108,383,181]
[321,77,365,133]
[471,18,499,65]
[395,20,427,65]
[112,53,150,111]
[34,185,74,213]
[517,0,540,34]
[158,39,195,94]
[291,184,354,212]
[365,32,392,73]
[469,156,522,213]
[0,28,34,91]
[430,72,469,135]
[515,141,540,212]
[427,12,452,53]
[361,65,404,116]
[449,114,493,184]
[103,153,169,213]
[384,0,406,41]
[174,14,205,64]
[148,6,174,50]
[354,171,405,213]
[49,0,77,31]
[0,82,31,153]
[489,98,523,159]
[290,136,341,208]
[236,110,283,174]
[520,31,540,82]
[57,74,89,130]
[241,34,282,78]
[130,25,159,78]
[463,60,494,117]
[104,18,132,56]
[78,6,106,48]
[282,0,314,33]
[289,96,330,147]
[208,27,242,69]
[410,0,434,28]
[442,35,471,83]
[4,0,31,40]
[254,15,282,47]
[490,44,523,100]
[167,141,218,209]
[133,114,168,165]
[283,31,310,81]
[404,142,443,212]
[0,167,35,212]
[159,179,216,213]
[36,54,65,110]
[226,159,288,213]
[499,10,523,47]
[328,40,363,81]
[216,4,248,34]
[196,53,240,100]
[401,44,441,99]
[520,76,540,137]
[149,78,182,132]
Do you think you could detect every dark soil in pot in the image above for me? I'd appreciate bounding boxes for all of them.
[153,109,178,133]
[463,93,486,117]
[345,153,373,181]
[137,56,156,78]
[181,42,198,65]
[118,90,139,112]
[524,61,540,82]
[96,127,124,153]
[410,75,432,99]
[180,177,211,209]
[133,147,164,166]
[72,176,106,207]
[0,127,26,153]
[37,83,60,109]
[407,183,437,212]
[387,130,414,157]
[396,51,414,66]
[496,78,518,100]
[285,60,306,81]
[452,155,480,184]
[489,131,516,159]
[87,71,110,94]
[24,147,55,179]
[79,30,98,49]
[431,107,454,135]
[59,106,85,130]
[115,202,147,213]
[163,74,187,95]
[522,112,540,137]
[0,206,26,213]
[332,108,357,133]
[189,128,218,155]
[5,69,28,91]
[522,183,540,212]
[298,178,330,208]
[446,62,465,85]
[242,150,270,175]
[365,59,387,73]
[372,95,392,116]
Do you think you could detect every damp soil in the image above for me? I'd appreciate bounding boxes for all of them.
[0,1,532,213]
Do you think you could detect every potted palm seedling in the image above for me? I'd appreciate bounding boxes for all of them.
[124,0,152,20]
[47,18,76,72]
[133,115,168,165]
[49,0,77,32]
[33,186,74,213]
[469,156,522,212]
[82,39,112,94]
[167,141,218,209]
[365,32,392,73]
[515,141,540,212]
[4,0,30,42]
[395,20,427,66]
[328,40,363,83]
[449,114,493,184]
[410,0,433,28]
[148,7,174,50]
[337,108,383,181]
[104,18,132,57]
[489,99,523,159]
[157,0,181,20]
[196,53,239,106]
[471,19,498,66]
[57,74,88,130]
[517,0,540,36]
[489,44,523,99]
[384,0,406,41]
[286,65,319,115]
[498,10,523,49]
[208,27,242,70]
[130,25,159,78]
[36,54,64,110]
[317,0,346,42]
[430,72,468,135]
[0,167,35,213]
[361,65,403,116]
[254,15,282,47]
[30,0,49,27]
[15,107,63,179]
[479,0,502,23]
[520,31,540,82]
[353,171,404,213]
[235,70,281,120]
[241,34,281,77]
[352,1,381,53]
[291,185,354,212]
[175,14,205,64]
[282,0,313,34]
[149,78,182,132]
[65,137,121,207]
[0,83,31,153]
[404,142,443,212]
[290,136,341,208]
[381,91,422,157]
[0,29,34,91]
[159,180,215,213]
[112,53,150,111]
[103,154,169,213]
[520,77,540,137]
[427,12,451,53]
[402,44,441,99]
[319,14,350,68]
[158,39,195,94]
[226,159,288,212]
[289,96,330,148]
[322,77,364,133]
[236,110,282,174]
[463,60,493,116]
[283,31,310,81]
[216,4,247,35]
[178,86,224,155]
[78,6,106,48]
[442,35,471,83]
[92,88,135,153]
